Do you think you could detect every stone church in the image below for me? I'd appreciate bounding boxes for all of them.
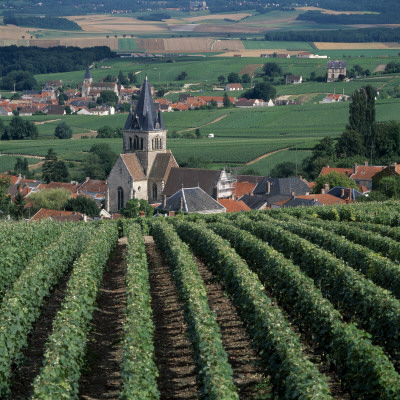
[106,77,178,213]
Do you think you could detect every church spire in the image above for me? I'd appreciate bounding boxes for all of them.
[124,77,165,131]
[84,66,92,81]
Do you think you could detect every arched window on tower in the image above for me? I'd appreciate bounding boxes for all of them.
[129,137,133,150]
[159,137,162,149]
[152,139,155,150]
[152,183,157,199]
[140,138,144,150]
[134,136,139,150]
[117,186,124,210]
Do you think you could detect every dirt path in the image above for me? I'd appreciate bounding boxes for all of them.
[34,119,61,125]
[177,114,228,133]
[79,237,127,400]
[194,257,269,399]
[374,64,387,73]
[146,236,201,399]
[246,147,290,165]
[8,271,72,399]
[0,153,45,159]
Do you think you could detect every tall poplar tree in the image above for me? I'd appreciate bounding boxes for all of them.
[347,85,376,159]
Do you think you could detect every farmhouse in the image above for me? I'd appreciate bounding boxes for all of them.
[327,60,347,82]
[225,83,243,91]
[285,75,302,84]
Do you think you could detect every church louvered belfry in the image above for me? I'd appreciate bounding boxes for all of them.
[106,77,178,212]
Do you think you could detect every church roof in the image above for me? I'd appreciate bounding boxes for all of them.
[162,167,221,198]
[120,153,146,180]
[156,187,226,214]
[84,66,92,80]
[124,77,165,131]
[149,152,178,181]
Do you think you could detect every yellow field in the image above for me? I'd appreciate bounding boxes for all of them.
[314,42,400,50]
[182,13,252,22]
[67,15,168,33]
[214,49,299,57]
[297,7,375,15]
[0,24,33,40]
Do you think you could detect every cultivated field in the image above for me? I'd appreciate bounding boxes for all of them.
[3,202,400,398]
[314,42,400,50]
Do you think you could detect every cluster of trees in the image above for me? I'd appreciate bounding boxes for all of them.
[96,90,119,105]
[264,27,400,43]
[103,70,137,86]
[84,143,118,180]
[41,148,69,183]
[298,85,400,180]
[3,13,81,30]
[0,46,116,76]
[0,116,38,140]
[1,70,38,91]
[243,82,276,101]
[385,62,400,74]
[96,126,123,138]
[219,72,251,84]
[177,71,188,81]
[54,121,73,139]
[347,64,371,79]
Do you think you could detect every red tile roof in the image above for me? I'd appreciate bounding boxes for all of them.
[232,181,256,198]
[218,198,250,212]
[295,194,347,205]
[320,167,354,177]
[30,208,86,222]
[37,182,79,193]
[351,165,385,180]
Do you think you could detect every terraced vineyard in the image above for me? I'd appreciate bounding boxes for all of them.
[3,201,400,398]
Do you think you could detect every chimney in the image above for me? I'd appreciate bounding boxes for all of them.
[354,163,358,173]
[291,191,295,198]
[140,211,145,217]
[267,180,271,194]
[364,161,368,166]
[321,188,325,194]
[162,195,167,209]
[324,183,330,193]
[169,211,175,217]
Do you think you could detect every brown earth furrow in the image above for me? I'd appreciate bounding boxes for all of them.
[8,270,72,400]
[193,257,268,399]
[79,236,128,400]
[146,237,201,400]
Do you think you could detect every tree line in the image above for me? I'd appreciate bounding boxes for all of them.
[3,13,81,30]
[264,27,400,43]
[0,46,116,77]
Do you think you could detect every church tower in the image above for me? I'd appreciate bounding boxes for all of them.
[82,66,93,98]
[106,77,178,212]
[123,76,167,175]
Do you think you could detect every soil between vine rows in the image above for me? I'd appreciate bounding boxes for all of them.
[79,236,128,400]
[146,236,202,399]
[8,270,72,400]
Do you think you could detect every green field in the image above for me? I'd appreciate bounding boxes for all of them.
[0,155,40,173]
[118,38,138,51]
[243,40,314,50]
[246,148,312,176]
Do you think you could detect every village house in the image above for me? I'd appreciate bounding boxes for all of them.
[321,93,349,103]
[285,75,302,84]
[225,83,243,91]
